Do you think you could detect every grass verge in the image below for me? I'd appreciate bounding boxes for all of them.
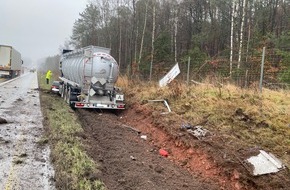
[38,74,105,190]
[119,76,290,168]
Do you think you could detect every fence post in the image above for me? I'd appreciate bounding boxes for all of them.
[187,56,191,85]
[245,69,248,88]
[259,47,266,93]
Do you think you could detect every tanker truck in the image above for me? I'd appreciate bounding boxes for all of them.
[59,45,125,109]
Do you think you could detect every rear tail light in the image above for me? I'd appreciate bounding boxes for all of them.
[117,104,125,109]
[76,103,84,107]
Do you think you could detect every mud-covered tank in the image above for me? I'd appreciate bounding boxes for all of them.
[60,46,119,87]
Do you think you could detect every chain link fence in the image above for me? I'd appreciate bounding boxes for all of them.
[144,47,290,90]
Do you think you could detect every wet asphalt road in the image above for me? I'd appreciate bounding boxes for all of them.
[0,73,55,190]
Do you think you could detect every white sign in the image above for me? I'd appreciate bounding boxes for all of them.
[116,94,124,101]
[159,63,180,87]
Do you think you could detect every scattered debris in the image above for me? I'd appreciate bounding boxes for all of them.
[191,80,204,85]
[121,124,141,134]
[234,108,252,122]
[246,150,285,176]
[186,125,210,140]
[180,123,193,130]
[147,99,171,113]
[154,165,164,173]
[0,137,10,144]
[140,135,147,140]
[180,123,211,140]
[13,159,24,164]
[159,149,168,157]
[0,117,7,124]
[19,153,28,158]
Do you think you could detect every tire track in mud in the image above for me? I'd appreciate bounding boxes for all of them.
[76,109,220,190]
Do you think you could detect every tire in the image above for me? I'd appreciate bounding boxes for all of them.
[68,88,76,109]
[69,102,75,109]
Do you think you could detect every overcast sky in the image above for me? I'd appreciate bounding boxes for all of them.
[0,0,88,65]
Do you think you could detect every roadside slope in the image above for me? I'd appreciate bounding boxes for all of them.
[77,109,220,190]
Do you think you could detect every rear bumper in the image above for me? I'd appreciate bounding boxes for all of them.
[51,88,59,93]
[74,102,125,109]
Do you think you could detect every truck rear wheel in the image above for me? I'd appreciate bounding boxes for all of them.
[67,87,76,109]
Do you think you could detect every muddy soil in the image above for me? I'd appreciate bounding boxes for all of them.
[120,103,290,190]
[77,109,220,190]
[0,73,55,190]
[76,102,290,190]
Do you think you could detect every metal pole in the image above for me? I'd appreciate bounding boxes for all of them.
[259,47,266,93]
[187,56,191,85]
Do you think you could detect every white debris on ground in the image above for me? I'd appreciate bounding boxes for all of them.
[246,150,285,176]
[181,124,210,140]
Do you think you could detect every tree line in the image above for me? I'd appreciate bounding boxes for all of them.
[49,0,290,86]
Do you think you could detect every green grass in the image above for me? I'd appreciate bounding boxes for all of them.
[38,73,106,190]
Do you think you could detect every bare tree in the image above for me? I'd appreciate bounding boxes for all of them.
[174,6,179,64]
[230,0,236,77]
[150,0,156,81]
[137,0,149,73]
[118,0,122,68]
[238,0,247,69]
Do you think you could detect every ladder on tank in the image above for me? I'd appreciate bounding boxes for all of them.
[82,47,94,97]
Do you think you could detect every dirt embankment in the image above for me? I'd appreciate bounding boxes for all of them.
[119,103,290,190]
[76,109,220,190]
[75,102,290,190]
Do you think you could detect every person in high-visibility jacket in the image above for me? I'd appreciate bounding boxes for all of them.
[46,70,52,84]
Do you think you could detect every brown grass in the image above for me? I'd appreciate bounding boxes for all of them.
[119,78,290,167]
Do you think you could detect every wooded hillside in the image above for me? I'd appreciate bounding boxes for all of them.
[58,0,290,87]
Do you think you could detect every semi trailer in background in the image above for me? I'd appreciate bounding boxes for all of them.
[0,45,22,78]
[59,45,125,109]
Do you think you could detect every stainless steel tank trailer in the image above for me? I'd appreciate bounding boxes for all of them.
[58,46,125,109]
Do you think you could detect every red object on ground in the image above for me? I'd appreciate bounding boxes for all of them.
[159,149,168,157]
